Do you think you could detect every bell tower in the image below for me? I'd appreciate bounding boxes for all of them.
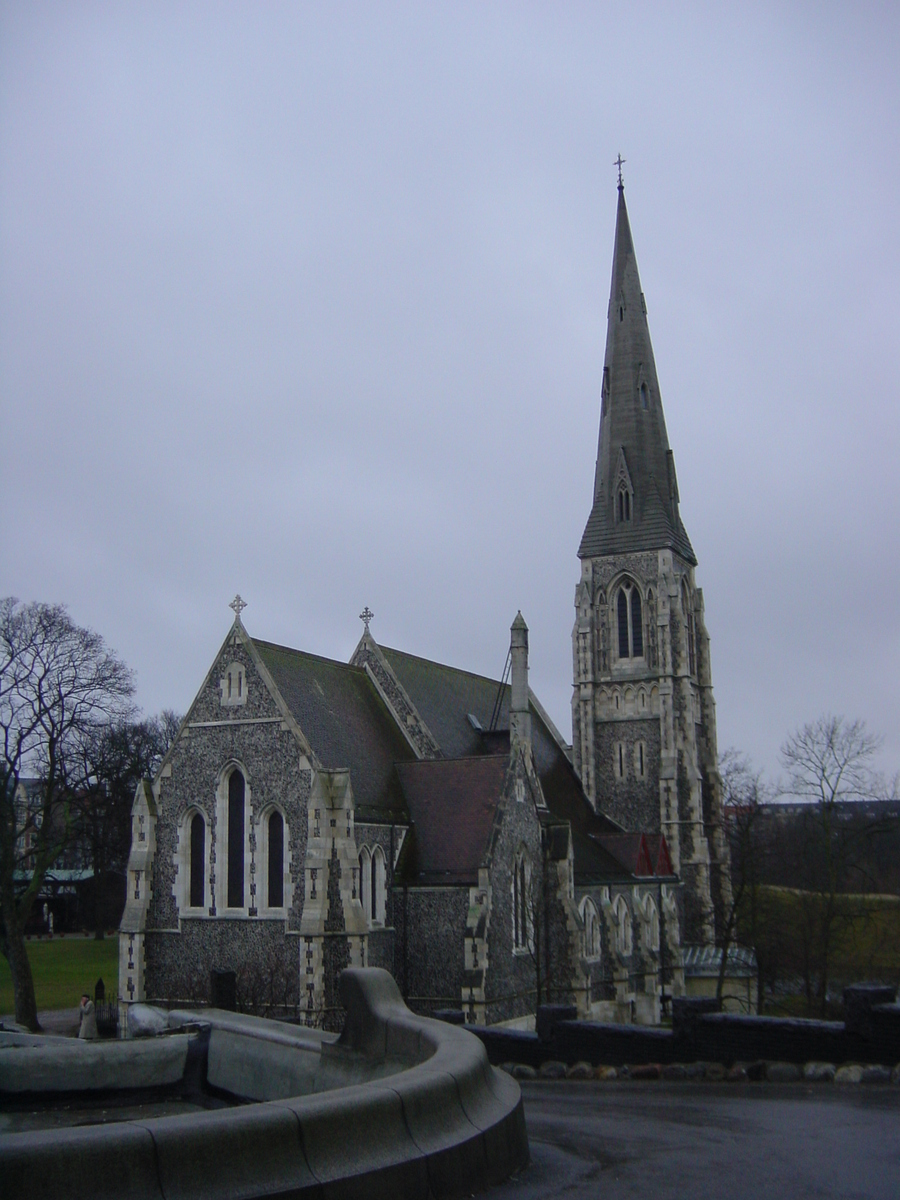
[572,178,731,944]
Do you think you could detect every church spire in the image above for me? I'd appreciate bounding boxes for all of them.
[580,183,695,565]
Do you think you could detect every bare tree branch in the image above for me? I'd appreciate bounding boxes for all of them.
[0,598,135,1029]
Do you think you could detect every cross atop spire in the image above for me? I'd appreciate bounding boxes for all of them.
[614,153,626,188]
[359,606,374,631]
[229,594,247,618]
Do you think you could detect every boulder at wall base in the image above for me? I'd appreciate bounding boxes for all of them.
[861,1065,891,1084]
[834,1064,864,1084]
[726,1066,749,1083]
[538,1060,568,1080]
[662,1064,687,1081]
[765,1062,801,1083]
[629,1064,661,1081]
[892,1064,900,1085]
[803,1062,836,1083]
[704,1063,727,1082]
[566,1062,594,1080]
[595,1066,618,1081]
[511,1064,537,1080]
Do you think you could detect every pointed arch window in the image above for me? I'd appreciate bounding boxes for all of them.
[643,896,660,952]
[614,894,632,955]
[640,382,649,409]
[513,849,531,951]
[682,582,696,676]
[267,810,284,909]
[616,581,643,659]
[617,487,631,522]
[189,813,206,908]
[359,845,386,926]
[227,769,245,908]
[580,897,601,960]
[359,847,371,917]
[371,846,386,925]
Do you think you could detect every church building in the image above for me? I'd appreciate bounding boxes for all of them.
[119,180,732,1027]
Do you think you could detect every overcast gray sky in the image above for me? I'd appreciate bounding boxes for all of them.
[2,2,898,785]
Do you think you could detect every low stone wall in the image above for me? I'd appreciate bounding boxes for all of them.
[472,987,900,1071]
[0,968,528,1200]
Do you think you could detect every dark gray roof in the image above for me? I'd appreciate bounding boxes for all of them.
[380,645,629,884]
[395,755,510,885]
[250,633,658,886]
[253,639,416,820]
[581,185,696,566]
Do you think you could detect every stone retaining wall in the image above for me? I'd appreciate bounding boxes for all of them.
[472,986,900,1070]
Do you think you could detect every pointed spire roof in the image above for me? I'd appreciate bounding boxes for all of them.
[579,184,695,564]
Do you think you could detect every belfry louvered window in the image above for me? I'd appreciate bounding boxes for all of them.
[617,582,643,659]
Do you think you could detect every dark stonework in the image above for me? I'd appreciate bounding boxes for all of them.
[395,888,468,1013]
[142,629,310,1014]
[593,719,660,832]
[324,841,345,933]
[145,920,301,1012]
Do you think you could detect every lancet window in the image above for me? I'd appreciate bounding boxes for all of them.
[616,581,643,659]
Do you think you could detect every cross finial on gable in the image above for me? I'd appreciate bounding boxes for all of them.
[359,606,374,631]
[229,594,247,618]
[614,153,626,188]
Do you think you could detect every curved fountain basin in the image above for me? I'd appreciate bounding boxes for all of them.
[0,968,528,1199]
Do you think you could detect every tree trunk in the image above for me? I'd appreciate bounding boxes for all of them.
[3,910,40,1031]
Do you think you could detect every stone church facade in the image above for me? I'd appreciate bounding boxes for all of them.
[119,182,732,1027]
[121,607,682,1028]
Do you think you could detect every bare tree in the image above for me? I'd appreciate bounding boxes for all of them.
[0,599,134,1029]
[780,715,885,1015]
[71,711,182,938]
[716,750,771,1010]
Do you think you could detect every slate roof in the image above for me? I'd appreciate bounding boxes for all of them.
[380,646,643,887]
[682,943,757,978]
[580,184,697,566]
[253,639,416,820]
[395,756,509,885]
[578,476,696,563]
[251,634,672,889]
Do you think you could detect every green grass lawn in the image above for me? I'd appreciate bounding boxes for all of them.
[0,935,118,1015]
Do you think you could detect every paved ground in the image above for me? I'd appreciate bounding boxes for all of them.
[490,1081,900,1200]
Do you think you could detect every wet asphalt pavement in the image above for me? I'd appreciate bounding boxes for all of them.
[490,1080,900,1200]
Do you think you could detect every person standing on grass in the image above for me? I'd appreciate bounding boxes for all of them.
[78,993,98,1039]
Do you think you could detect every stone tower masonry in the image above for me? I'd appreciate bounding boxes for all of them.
[572,181,732,944]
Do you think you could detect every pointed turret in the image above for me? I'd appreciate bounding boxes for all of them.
[580,184,695,565]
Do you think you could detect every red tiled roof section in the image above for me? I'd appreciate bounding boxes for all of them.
[395,755,509,885]
[645,834,675,876]
[598,833,655,877]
